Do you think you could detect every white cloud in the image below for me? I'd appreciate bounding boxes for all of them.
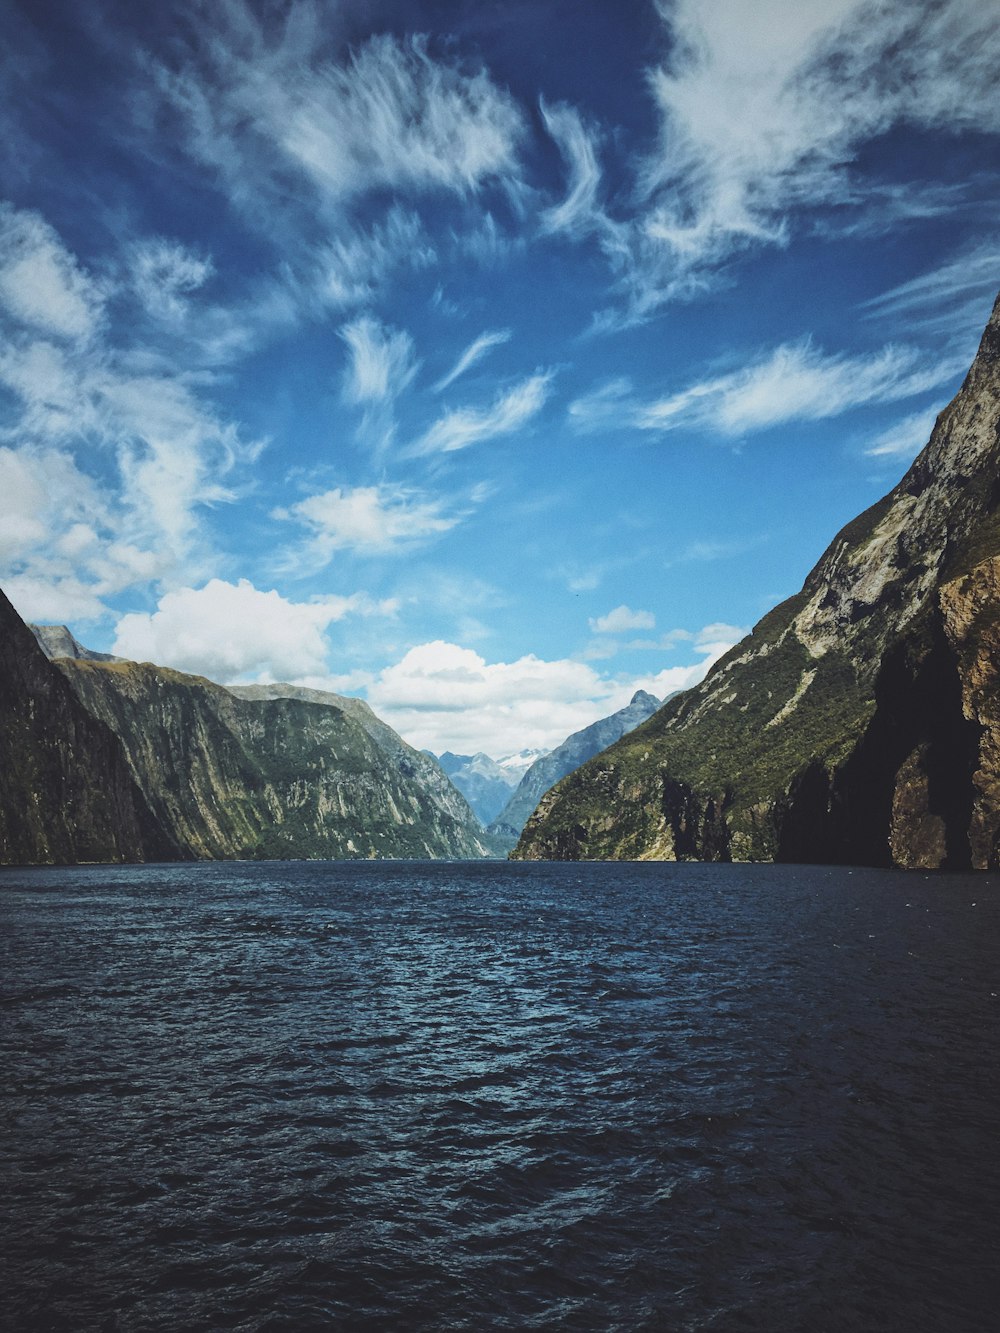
[0,444,163,622]
[319,208,437,311]
[615,0,1000,314]
[864,408,940,459]
[0,204,104,341]
[112,577,395,682]
[409,371,553,456]
[275,483,462,561]
[862,241,1000,344]
[364,624,744,756]
[567,377,635,434]
[433,329,511,393]
[153,17,525,231]
[539,99,604,238]
[130,237,214,323]
[590,604,656,634]
[340,316,417,405]
[636,340,958,437]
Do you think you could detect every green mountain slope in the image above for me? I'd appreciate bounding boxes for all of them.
[515,291,1000,870]
[55,660,494,861]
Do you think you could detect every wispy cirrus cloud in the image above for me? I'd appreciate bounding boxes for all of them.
[147,12,526,234]
[863,407,941,460]
[275,483,462,564]
[0,204,105,341]
[539,99,604,238]
[433,328,511,393]
[408,371,553,456]
[862,241,1000,343]
[599,0,1000,319]
[340,317,418,406]
[635,340,962,437]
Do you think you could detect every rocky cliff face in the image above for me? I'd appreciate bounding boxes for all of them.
[489,690,661,851]
[0,592,171,865]
[54,663,495,861]
[515,291,1000,871]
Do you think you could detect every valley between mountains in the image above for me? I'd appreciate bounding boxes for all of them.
[4,292,1000,871]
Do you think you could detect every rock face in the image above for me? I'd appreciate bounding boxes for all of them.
[52,663,495,861]
[30,624,122,663]
[0,592,171,864]
[489,690,661,851]
[515,291,1000,871]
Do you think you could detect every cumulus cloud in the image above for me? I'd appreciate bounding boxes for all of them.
[275,483,462,562]
[636,340,959,437]
[364,623,744,755]
[112,577,395,682]
[409,371,553,456]
[0,205,265,615]
[590,604,656,634]
[433,328,511,393]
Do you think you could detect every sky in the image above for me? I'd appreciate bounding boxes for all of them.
[2,0,999,757]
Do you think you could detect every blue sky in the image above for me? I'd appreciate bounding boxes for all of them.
[2,0,999,756]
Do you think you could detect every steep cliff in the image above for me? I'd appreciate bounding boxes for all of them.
[515,291,1000,870]
[489,690,661,851]
[0,592,172,865]
[56,661,493,860]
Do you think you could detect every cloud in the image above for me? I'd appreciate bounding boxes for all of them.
[433,329,511,393]
[129,237,214,324]
[151,17,525,232]
[0,444,162,622]
[590,604,656,634]
[320,208,436,311]
[340,316,417,405]
[112,577,395,682]
[539,99,604,238]
[275,483,462,561]
[0,204,104,340]
[862,241,1000,343]
[614,0,1000,314]
[636,340,958,437]
[0,205,266,615]
[409,371,553,456]
[366,626,742,755]
[864,407,940,459]
[567,378,635,434]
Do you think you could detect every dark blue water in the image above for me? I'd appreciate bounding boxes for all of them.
[1,861,998,1331]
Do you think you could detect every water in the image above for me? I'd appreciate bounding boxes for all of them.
[1,861,998,1331]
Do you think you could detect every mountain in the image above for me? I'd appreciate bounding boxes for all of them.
[7,610,495,862]
[0,591,171,864]
[515,291,1000,871]
[50,661,495,861]
[488,690,661,851]
[433,749,547,826]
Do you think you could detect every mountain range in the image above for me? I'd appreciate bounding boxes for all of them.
[515,290,1000,871]
[488,690,661,851]
[434,749,547,826]
[1,609,494,864]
